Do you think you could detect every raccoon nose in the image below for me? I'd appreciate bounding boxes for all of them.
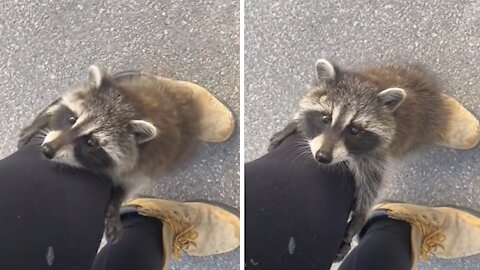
[315,151,332,164]
[41,144,55,159]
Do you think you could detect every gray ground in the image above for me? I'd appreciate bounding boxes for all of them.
[245,0,480,269]
[0,1,239,269]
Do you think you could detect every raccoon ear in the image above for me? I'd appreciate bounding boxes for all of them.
[378,87,406,111]
[87,65,106,89]
[315,59,336,83]
[130,120,158,144]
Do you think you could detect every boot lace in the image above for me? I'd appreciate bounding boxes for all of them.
[140,207,199,259]
[168,220,199,259]
[410,215,446,261]
[387,210,446,261]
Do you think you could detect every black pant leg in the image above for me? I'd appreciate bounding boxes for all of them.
[245,133,356,270]
[0,144,112,270]
[91,214,164,270]
[339,217,413,270]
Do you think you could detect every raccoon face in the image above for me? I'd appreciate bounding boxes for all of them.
[38,66,158,175]
[296,59,406,164]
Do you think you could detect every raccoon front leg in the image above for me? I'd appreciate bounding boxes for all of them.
[268,121,298,151]
[334,210,368,262]
[335,162,383,261]
[105,185,126,243]
[18,98,60,148]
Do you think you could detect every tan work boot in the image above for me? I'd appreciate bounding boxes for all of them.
[436,94,480,149]
[155,76,235,143]
[124,198,240,270]
[372,202,480,269]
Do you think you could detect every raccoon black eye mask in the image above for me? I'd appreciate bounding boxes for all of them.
[269,58,480,261]
[74,135,114,170]
[299,110,381,157]
[17,65,235,242]
[49,106,78,130]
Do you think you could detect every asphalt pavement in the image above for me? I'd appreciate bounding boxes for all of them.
[0,1,239,269]
[245,0,480,269]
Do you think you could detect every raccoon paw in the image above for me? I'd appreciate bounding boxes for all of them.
[268,136,282,152]
[17,131,32,148]
[268,130,287,151]
[268,122,298,151]
[334,240,351,262]
[17,137,29,148]
[105,215,123,243]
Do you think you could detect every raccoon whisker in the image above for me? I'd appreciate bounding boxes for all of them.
[290,149,309,166]
[33,128,51,139]
[288,146,304,163]
[291,139,309,150]
[36,128,51,137]
[295,139,316,166]
[290,141,316,168]
[291,139,310,152]
[32,133,48,140]
[35,132,48,139]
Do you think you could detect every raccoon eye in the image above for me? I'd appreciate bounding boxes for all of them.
[67,115,77,125]
[350,126,361,135]
[87,137,99,149]
[320,115,331,124]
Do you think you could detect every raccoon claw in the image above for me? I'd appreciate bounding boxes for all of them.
[268,122,298,152]
[18,130,34,148]
[105,215,122,243]
[268,135,283,152]
[17,137,29,148]
[334,240,351,262]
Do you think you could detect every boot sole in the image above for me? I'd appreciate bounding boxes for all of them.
[377,200,480,219]
[125,194,239,217]
[187,199,240,217]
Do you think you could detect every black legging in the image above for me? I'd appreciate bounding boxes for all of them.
[0,135,412,270]
[339,216,412,270]
[91,213,164,270]
[245,133,412,270]
[0,142,163,270]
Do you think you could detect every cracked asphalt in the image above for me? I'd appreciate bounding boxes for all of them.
[245,0,480,269]
[0,0,239,269]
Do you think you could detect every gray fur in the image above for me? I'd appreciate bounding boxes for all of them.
[19,66,201,242]
[269,59,449,260]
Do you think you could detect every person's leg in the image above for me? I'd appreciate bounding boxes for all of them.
[245,133,356,270]
[340,201,480,270]
[91,213,164,270]
[339,216,412,270]
[0,143,112,270]
[91,198,240,270]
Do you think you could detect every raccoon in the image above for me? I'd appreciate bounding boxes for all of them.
[18,66,202,241]
[269,59,450,260]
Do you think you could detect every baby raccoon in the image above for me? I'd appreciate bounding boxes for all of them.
[269,59,451,260]
[18,66,201,241]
